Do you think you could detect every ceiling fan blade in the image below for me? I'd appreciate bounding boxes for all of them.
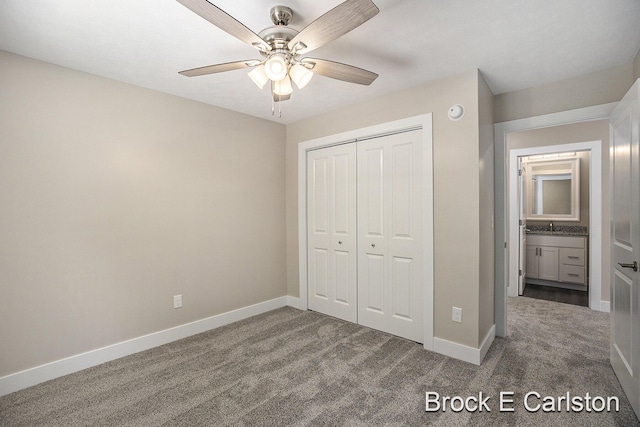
[177,0,270,52]
[302,58,378,85]
[179,60,258,77]
[288,0,379,54]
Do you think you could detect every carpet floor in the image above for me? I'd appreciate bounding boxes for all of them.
[1,297,638,426]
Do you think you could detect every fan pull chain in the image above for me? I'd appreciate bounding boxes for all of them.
[270,93,283,118]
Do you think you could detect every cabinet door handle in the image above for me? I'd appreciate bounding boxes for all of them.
[618,261,638,272]
[568,256,579,259]
[568,273,579,277]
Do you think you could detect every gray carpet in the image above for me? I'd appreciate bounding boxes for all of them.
[1,297,638,426]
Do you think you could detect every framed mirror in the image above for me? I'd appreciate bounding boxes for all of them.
[525,157,580,221]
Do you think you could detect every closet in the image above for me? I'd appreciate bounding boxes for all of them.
[307,129,424,342]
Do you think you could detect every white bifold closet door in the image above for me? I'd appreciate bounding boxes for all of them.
[357,130,423,342]
[307,143,358,323]
[306,129,423,342]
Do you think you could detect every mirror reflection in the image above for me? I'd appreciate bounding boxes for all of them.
[533,173,572,215]
[526,158,580,221]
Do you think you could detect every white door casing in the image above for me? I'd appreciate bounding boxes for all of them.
[297,114,434,349]
[506,141,604,303]
[495,103,614,336]
[357,130,424,342]
[610,79,640,418]
[307,144,357,323]
[518,159,527,295]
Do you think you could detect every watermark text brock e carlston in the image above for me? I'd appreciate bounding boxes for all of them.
[425,391,620,413]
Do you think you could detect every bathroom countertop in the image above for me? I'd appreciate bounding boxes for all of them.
[525,225,588,237]
[525,230,588,237]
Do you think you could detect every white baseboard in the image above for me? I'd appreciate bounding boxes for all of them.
[600,300,611,313]
[0,296,288,397]
[433,325,496,366]
[479,325,496,363]
[286,295,302,310]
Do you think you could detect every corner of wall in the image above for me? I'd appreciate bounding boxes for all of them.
[634,47,640,82]
[494,64,633,123]
[478,71,496,345]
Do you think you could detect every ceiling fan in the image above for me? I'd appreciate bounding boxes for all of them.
[176,0,379,106]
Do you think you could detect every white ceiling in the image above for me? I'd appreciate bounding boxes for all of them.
[1,0,639,124]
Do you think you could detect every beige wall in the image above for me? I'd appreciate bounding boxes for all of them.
[287,70,490,348]
[0,51,287,377]
[494,65,634,123]
[506,120,610,301]
[634,48,640,81]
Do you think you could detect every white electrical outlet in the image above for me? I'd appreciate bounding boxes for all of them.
[173,294,182,309]
[452,306,462,323]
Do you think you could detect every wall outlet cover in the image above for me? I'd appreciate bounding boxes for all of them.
[173,294,182,309]
[452,306,462,323]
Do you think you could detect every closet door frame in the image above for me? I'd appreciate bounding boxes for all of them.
[297,114,434,350]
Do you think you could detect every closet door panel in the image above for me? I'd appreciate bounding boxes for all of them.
[357,138,388,331]
[311,249,329,299]
[333,152,352,234]
[333,250,351,304]
[358,130,423,342]
[387,131,423,341]
[307,144,357,323]
[391,256,412,320]
[361,146,386,257]
[390,142,413,239]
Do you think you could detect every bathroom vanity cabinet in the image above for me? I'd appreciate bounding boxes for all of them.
[525,234,587,290]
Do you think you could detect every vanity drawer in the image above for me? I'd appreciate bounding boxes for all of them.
[559,265,585,284]
[560,248,585,266]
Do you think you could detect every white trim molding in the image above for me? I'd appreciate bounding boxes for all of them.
[0,296,288,397]
[494,102,617,337]
[286,296,303,310]
[507,141,603,311]
[297,114,435,350]
[433,325,496,366]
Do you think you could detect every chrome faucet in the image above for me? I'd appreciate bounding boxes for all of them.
[549,222,554,232]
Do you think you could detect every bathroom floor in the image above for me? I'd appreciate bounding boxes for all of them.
[522,283,589,307]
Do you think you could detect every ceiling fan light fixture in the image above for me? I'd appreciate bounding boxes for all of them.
[264,54,288,81]
[248,65,269,89]
[272,75,293,96]
[290,63,313,89]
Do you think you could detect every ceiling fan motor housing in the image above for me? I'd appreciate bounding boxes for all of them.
[260,6,298,52]
[270,6,293,26]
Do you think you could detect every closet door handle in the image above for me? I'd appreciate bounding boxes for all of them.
[371,243,376,248]
[618,261,638,272]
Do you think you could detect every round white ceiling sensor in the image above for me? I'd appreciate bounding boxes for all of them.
[448,104,465,121]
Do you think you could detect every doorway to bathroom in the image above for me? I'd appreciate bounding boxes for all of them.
[506,129,607,313]
[515,149,590,307]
